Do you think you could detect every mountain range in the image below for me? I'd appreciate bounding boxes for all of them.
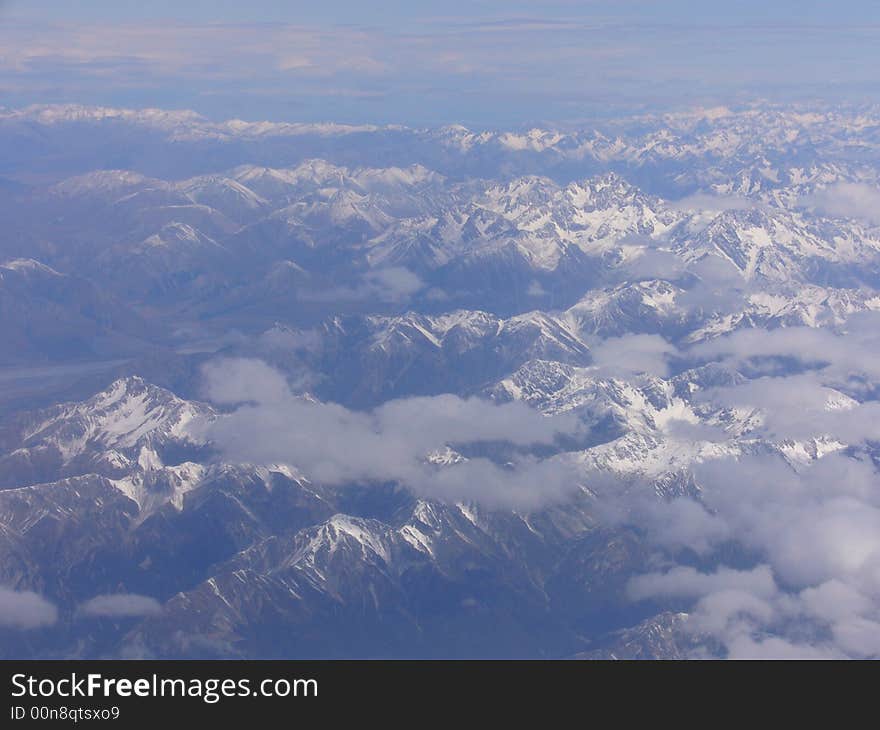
[1,104,879,658]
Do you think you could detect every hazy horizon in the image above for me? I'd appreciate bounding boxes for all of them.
[3,1,880,126]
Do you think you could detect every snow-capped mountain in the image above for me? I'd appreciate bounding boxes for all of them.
[3,103,880,659]
[310,309,591,406]
[0,377,213,489]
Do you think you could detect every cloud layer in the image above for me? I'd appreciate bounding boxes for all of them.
[803,183,880,225]
[78,594,162,619]
[3,6,880,124]
[197,358,586,510]
[0,586,57,629]
[609,312,880,658]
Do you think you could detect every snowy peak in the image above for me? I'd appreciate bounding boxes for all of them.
[0,258,63,279]
[49,170,159,200]
[566,279,687,337]
[138,222,221,251]
[175,175,269,221]
[0,377,214,487]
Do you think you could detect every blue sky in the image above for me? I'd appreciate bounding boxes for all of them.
[3,1,880,125]
[9,1,879,25]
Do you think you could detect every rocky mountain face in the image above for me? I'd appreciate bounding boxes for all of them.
[2,104,880,658]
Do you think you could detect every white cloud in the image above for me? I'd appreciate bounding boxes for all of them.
[300,267,424,304]
[78,593,162,619]
[620,249,684,281]
[201,357,292,405]
[591,334,677,377]
[0,586,57,629]
[364,267,424,301]
[690,312,880,383]
[669,193,759,213]
[803,183,880,225]
[527,280,548,297]
[193,358,586,510]
[600,306,880,658]
[628,565,777,602]
[619,450,880,658]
